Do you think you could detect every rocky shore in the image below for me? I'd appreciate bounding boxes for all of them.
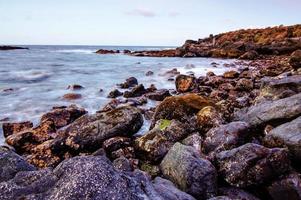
[1,25,301,200]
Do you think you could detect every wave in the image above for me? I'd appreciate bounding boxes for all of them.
[53,49,95,54]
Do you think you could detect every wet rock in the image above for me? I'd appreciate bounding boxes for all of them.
[267,172,301,200]
[216,143,290,187]
[175,75,196,93]
[98,99,121,112]
[146,84,157,93]
[159,119,189,142]
[2,121,33,137]
[146,71,154,76]
[182,133,203,153]
[0,147,36,182]
[59,106,143,152]
[219,187,259,200]
[134,128,172,163]
[235,78,254,91]
[239,50,259,60]
[123,49,131,54]
[151,94,214,128]
[234,93,301,128]
[103,136,132,153]
[203,122,251,154]
[197,106,224,132]
[62,93,82,100]
[153,177,196,200]
[145,89,171,101]
[263,116,301,162]
[67,84,84,90]
[289,50,301,70]
[119,77,138,88]
[126,96,148,106]
[107,89,123,98]
[161,143,217,199]
[223,70,239,79]
[0,155,196,199]
[41,104,87,129]
[123,84,147,98]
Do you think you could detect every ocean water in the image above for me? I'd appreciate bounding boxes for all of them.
[0,45,237,142]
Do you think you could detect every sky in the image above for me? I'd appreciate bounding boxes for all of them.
[0,0,300,46]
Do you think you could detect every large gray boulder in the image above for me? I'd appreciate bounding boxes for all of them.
[0,155,195,200]
[234,93,301,127]
[216,143,290,188]
[263,116,301,162]
[58,106,143,151]
[160,143,217,199]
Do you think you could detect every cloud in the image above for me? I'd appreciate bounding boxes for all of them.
[125,8,156,17]
[168,11,180,17]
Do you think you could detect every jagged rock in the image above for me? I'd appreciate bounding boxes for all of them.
[267,172,301,200]
[160,143,217,199]
[263,116,301,162]
[216,143,290,187]
[203,121,251,154]
[95,49,119,54]
[103,137,132,153]
[234,93,301,127]
[2,121,33,137]
[235,78,254,91]
[175,75,196,93]
[41,105,87,129]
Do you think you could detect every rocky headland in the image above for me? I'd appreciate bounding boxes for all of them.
[0,46,29,50]
[1,25,301,200]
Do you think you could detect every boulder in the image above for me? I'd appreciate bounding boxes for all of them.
[235,78,254,91]
[289,50,301,70]
[239,50,259,60]
[216,143,290,187]
[0,147,36,182]
[119,77,138,88]
[2,121,33,137]
[102,137,132,153]
[175,75,196,93]
[263,116,301,162]
[234,93,301,127]
[59,106,143,152]
[151,94,214,128]
[134,128,172,163]
[197,106,223,132]
[182,133,203,153]
[145,71,154,76]
[107,89,123,98]
[203,121,251,154]
[267,172,301,200]
[256,75,301,102]
[40,105,87,129]
[123,84,147,98]
[67,84,84,90]
[0,155,195,199]
[160,143,217,199]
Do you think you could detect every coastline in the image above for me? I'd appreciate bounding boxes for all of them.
[1,25,301,199]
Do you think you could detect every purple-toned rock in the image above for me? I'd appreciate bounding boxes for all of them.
[145,89,171,101]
